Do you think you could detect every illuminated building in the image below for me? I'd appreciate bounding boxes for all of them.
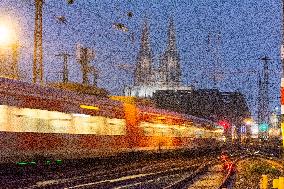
[152,89,251,141]
[125,18,191,97]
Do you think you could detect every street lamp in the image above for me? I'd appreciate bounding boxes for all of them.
[244,118,254,125]
[0,20,19,80]
[243,118,255,143]
[0,24,16,47]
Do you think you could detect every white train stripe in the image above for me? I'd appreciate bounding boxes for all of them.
[281,78,284,87]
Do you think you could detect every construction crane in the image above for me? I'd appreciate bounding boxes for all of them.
[32,0,73,84]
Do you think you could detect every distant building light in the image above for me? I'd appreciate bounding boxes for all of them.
[259,123,269,132]
[244,118,253,125]
[241,126,246,133]
[251,124,259,135]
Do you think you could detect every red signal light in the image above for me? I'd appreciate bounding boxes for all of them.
[218,120,230,129]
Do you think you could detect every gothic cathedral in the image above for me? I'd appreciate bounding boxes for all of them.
[125,18,190,97]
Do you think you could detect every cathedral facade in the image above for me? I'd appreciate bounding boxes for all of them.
[124,18,191,97]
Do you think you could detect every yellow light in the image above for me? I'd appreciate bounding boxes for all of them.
[110,96,135,104]
[273,179,279,188]
[157,116,165,120]
[0,26,9,41]
[244,118,253,125]
[0,23,16,47]
[80,104,99,110]
[281,123,284,148]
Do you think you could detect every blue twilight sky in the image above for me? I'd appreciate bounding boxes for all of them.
[0,0,282,116]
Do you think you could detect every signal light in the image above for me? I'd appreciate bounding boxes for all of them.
[259,123,269,132]
[218,120,230,129]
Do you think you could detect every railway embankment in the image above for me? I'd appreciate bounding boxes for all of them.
[234,157,284,189]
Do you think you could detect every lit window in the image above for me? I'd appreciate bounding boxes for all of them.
[105,118,126,135]
[0,105,8,131]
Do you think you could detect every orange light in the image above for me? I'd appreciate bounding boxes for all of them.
[244,118,253,125]
[79,104,99,110]
[157,116,165,120]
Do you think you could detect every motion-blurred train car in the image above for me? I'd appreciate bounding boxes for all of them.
[0,78,224,164]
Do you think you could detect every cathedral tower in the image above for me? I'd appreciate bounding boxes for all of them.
[125,17,190,98]
[134,20,153,86]
[159,17,181,87]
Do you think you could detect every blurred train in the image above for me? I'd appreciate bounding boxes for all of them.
[0,78,224,164]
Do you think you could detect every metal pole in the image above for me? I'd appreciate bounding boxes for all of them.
[33,0,43,84]
[81,47,89,85]
[56,53,71,83]
[11,42,19,80]
[260,56,270,138]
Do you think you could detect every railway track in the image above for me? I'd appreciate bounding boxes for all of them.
[1,155,214,189]
[35,159,211,189]
[174,158,239,189]
[2,150,267,189]
[168,155,243,189]
[58,159,227,189]
[64,163,204,189]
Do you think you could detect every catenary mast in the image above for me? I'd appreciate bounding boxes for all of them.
[33,0,44,84]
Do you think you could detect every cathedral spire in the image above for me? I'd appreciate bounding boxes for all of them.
[167,17,177,51]
[134,19,153,86]
[140,19,151,53]
[159,17,181,87]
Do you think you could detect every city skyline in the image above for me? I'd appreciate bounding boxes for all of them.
[0,0,281,117]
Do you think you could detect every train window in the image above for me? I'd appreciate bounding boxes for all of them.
[139,122,155,136]
[140,122,181,137]
[49,119,70,133]
[10,114,24,132]
[21,117,38,133]
[143,127,154,136]
[71,115,107,135]
[188,127,196,137]
[88,116,105,135]
[172,127,182,137]
[36,110,69,133]
[143,122,173,137]
[202,130,209,138]
[155,124,173,137]
[195,129,204,138]
[161,127,172,137]
[10,107,38,133]
[0,105,8,131]
[178,126,189,137]
[34,109,51,133]
[105,118,126,135]
[37,119,50,133]
[73,114,93,134]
